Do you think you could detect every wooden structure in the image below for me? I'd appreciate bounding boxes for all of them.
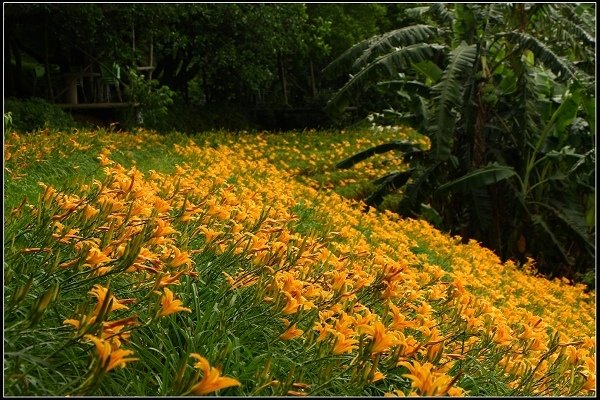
[51,23,154,110]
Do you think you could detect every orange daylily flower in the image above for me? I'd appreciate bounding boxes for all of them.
[581,371,596,391]
[89,284,129,316]
[84,334,138,372]
[167,246,193,268]
[281,292,301,314]
[493,324,513,346]
[158,270,187,288]
[188,353,241,395]
[279,319,304,340]
[388,303,415,331]
[98,153,113,166]
[85,247,113,268]
[64,315,97,332]
[332,332,358,355]
[370,370,386,383]
[370,320,398,354]
[158,287,192,317]
[152,218,178,238]
[198,226,221,244]
[83,204,100,220]
[222,271,259,290]
[398,360,456,396]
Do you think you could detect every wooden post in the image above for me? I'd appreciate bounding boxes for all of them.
[63,73,78,104]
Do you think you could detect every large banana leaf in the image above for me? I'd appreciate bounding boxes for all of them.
[428,3,455,25]
[535,200,595,252]
[500,31,576,82]
[352,25,438,71]
[325,43,444,116]
[364,169,415,208]
[323,25,438,79]
[436,163,517,194]
[531,214,574,266]
[336,141,423,170]
[398,163,441,216]
[411,60,443,84]
[430,42,477,161]
[470,187,494,233]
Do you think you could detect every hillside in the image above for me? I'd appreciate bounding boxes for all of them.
[3,128,595,396]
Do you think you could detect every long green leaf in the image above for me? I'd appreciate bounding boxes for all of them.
[352,25,438,70]
[398,163,440,217]
[500,31,576,82]
[470,187,494,232]
[411,60,443,84]
[430,42,477,161]
[437,163,517,194]
[364,169,414,208]
[428,3,455,25]
[323,25,437,79]
[336,141,423,170]
[534,200,595,250]
[405,6,430,19]
[323,38,378,79]
[531,214,573,265]
[581,96,596,134]
[326,44,444,116]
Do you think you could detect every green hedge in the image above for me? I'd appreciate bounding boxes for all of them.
[4,97,76,133]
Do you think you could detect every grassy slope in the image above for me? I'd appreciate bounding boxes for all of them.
[3,128,596,396]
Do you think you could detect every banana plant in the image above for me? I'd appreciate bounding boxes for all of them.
[325,3,595,281]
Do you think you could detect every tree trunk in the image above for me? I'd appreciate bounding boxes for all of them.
[309,59,317,99]
[278,53,289,107]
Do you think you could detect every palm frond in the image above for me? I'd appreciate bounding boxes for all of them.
[531,214,574,266]
[352,25,438,70]
[325,43,444,116]
[500,31,576,82]
[323,25,438,79]
[364,169,415,208]
[428,3,455,26]
[436,163,517,194]
[336,140,423,170]
[429,42,477,161]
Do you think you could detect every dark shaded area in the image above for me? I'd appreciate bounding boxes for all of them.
[3,3,397,132]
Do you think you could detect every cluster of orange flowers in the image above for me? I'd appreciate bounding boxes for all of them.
[6,128,595,396]
[34,146,238,394]
[176,132,594,396]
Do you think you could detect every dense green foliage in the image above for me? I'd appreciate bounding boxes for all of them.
[4,3,393,129]
[325,3,596,282]
[4,97,77,132]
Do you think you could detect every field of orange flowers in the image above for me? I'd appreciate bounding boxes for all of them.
[3,127,596,396]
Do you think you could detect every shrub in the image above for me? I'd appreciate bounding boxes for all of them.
[122,69,175,132]
[4,97,76,133]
